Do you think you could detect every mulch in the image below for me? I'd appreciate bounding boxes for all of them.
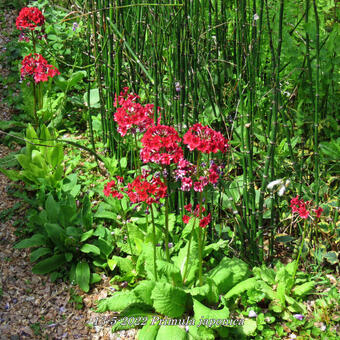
[0,8,137,340]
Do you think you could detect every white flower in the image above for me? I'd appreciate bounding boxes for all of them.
[253,13,259,21]
[248,310,257,318]
[267,179,283,190]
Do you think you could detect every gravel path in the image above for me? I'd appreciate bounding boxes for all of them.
[0,8,137,340]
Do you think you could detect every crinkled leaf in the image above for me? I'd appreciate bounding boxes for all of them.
[30,247,51,262]
[208,257,250,294]
[151,282,187,318]
[14,234,46,249]
[156,325,187,340]
[96,291,141,312]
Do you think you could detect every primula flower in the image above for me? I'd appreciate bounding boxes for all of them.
[114,87,154,137]
[293,314,304,321]
[140,125,183,165]
[181,177,193,191]
[125,175,167,205]
[199,213,211,228]
[182,215,190,224]
[16,7,45,31]
[314,207,323,218]
[183,123,229,154]
[103,180,123,199]
[21,53,60,84]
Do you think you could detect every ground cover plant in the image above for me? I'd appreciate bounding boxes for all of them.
[0,0,339,339]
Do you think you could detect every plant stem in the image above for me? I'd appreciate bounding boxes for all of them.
[182,216,197,284]
[292,219,308,282]
[150,204,158,281]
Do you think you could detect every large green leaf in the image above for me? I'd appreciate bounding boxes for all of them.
[45,194,60,223]
[30,247,51,262]
[151,282,187,318]
[189,278,219,305]
[14,234,47,249]
[96,291,141,312]
[156,325,187,340]
[193,298,230,328]
[32,254,66,274]
[208,257,250,294]
[44,223,66,249]
[156,260,182,285]
[76,261,90,292]
[133,280,156,306]
[292,281,315,298]
[224,277,257,300]
[80,244,101,256]
[137,324,160,340]
[173,239,199,285]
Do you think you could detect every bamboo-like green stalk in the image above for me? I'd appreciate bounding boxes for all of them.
[313,0,320,206]
[258,0,284,262]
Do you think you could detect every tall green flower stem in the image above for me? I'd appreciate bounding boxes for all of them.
[32,82,38,126]
[162,171,171,262]
[182,216,197,284]
[119,200,133,256]
[150,204,158,281]
[197,191,204,287]
[292,219,308,283]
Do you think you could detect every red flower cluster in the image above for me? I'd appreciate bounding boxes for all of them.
[182,203,211,228]
[21,53,60,83]
[183,123,229,154]
[290,195,323,219]
[140,125,183,165]
[126,175,167,205]
[16,7,45,31]
[103,175,167,205]
[103,179,123,199]
[114,87,155,137]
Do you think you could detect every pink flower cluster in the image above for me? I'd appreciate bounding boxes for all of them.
[21,53,60,83]
[175,159,223,192]
[290,195,323,219]
[183,123,229,154]
[16,7,45,31]
[182,203,211,228]
[140,125,183,165]
[114,87,155,137]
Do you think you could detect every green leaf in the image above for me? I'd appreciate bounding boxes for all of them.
[80,229,94,242]
[44,223,66,249]
[324,251,339,265]
[94,210,116,219]
[137,324,160,340]
[156,260,182,285]
[14,234,46,249]
[32,254,66,274]
[30,247,51,262]
[80,244,101,256]
[65,252,73,262]
[224,277,257,300]
[208,257,250,294]
[189,278,219,305]
[120,157,127,169]
[151,282,187,318]
[292,281,315,298]
[90,273,102,284]
[96,291,141,312]
[133,280,156,306]
[173,240,199,285]
[83,88,100,108]
[76,261,90,292]
[45,194,60,223]
[240,319,257,336]
[193,298,230,328]
[156,325,187,340]
[67,71,86,89]
[92,238,114,258]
